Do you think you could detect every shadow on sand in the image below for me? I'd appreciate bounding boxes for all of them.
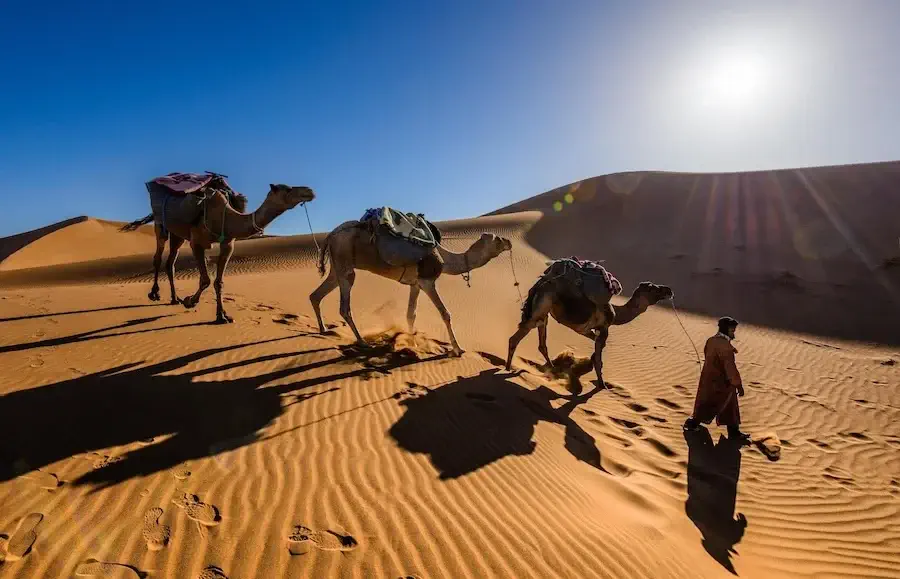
[389,368,607,479]
[684,428,747,575]
[0,303,168,324]
[0,327,445,489]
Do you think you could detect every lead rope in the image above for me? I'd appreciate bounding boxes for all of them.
[668,298,702,365]
[302,202,320,253]
[508,246,523,303]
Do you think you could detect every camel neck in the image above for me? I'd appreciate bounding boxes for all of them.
[610,295,648,325]
[439,244,487,276]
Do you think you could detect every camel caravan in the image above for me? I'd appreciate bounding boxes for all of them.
[123,172,673,381]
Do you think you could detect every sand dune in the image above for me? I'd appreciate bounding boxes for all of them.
[491,161,900,345]
[1,163,899,578]
[0,217,156,272]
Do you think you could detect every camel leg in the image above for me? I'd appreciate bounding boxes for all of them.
[310,268,339,333]
[537,320,552,367]
[506,291,553,370]
[148,224,165,302]
[419,279,462,356]
[338,270,365,344]
[407,284,420,332]
[213,239,235,324]
[182,243,210,310]
[593,325,609,387]
[165,235,185,305]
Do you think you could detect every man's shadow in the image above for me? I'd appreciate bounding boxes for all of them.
[388,368,606,479]
[684,428,747,575]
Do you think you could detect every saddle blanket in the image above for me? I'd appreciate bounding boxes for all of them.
[552,256,623,296]
[360,207,438,247]
[146,172,233,196]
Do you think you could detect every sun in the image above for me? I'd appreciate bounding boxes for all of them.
[703,52,766,109]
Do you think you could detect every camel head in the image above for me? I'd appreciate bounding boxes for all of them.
[266,184,316,211]
[634,281,674,305]
[471,233,513,259]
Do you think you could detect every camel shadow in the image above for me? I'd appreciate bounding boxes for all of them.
[684,428,747,575]
[388,368,606,479]
[0,334,441,489]
[0,303,168,324]
[0,315,222,355]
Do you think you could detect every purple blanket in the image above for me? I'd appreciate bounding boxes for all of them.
[147,172,228,195]
[559,256,623,296]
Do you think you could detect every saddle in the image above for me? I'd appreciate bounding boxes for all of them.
[146,172,236,232]
[359,207,442,270]
[548,257,623,297]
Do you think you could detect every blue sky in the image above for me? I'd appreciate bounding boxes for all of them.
[1,1,898,237]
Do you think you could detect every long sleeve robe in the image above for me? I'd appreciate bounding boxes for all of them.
[691,334,743,426]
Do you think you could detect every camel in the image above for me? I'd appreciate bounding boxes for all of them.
[506,259,673,385]
[122,183,315,323]
[311,220,512,355]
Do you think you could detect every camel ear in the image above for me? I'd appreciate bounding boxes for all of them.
[269,183,277,191]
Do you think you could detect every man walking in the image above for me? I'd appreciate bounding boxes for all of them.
[683,317,749,441]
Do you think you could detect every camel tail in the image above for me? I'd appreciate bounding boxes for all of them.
[317,232,331,277]
[120,214,154,232]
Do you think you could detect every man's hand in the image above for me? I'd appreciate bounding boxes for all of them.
[737,384,745,397]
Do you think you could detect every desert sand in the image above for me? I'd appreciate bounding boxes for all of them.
[1,162,899,578]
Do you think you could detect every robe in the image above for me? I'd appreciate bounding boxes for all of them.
[691,334,743,426]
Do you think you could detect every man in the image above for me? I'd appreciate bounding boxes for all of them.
[683,316,749,441]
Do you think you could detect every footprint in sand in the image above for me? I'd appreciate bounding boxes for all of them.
[86,452,124,470]
[74,559,143,578]
[394,384,429,402]
[287,524,358,556]
[752,433,782,461]
[142,507,171,551]
[198,566,228,579]
[172,493,220,533]
[23,470,62,490]
[2,513,43,561]
[627,402,648,413]
[174,468,191,481]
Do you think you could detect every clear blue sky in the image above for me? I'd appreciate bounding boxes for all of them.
[2,0,898,237]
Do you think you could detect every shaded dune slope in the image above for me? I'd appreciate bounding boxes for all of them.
[490,161,900,344]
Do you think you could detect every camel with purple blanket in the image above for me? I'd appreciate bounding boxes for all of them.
[506,257,673,386]
[121,172,314,323]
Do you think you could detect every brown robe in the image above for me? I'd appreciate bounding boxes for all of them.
[691,334,743,426]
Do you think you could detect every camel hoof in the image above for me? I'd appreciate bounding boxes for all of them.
[169,298,180,306]
[148,291,160,301]
[181,298,196,309]
[449,348,464,358]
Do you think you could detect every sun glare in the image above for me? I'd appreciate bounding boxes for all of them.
[703,52,766,109]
